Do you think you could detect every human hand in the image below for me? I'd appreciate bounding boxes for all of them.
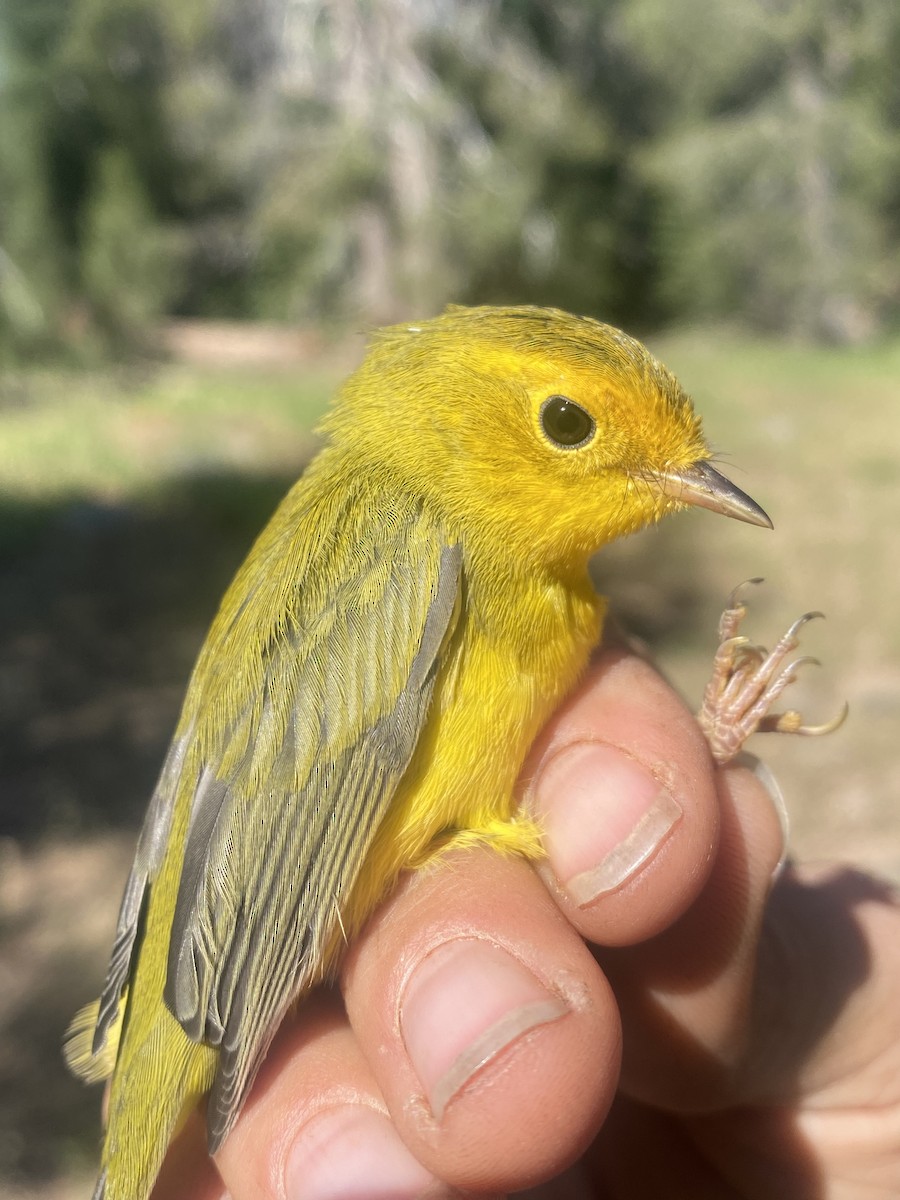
[153,649,900,1199]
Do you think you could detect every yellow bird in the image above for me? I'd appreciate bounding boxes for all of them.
[67,304,790,1200]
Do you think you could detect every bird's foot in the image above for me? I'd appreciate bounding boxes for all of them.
[698,579,848,766]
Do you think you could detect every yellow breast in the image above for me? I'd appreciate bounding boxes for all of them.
[337,564,604,938]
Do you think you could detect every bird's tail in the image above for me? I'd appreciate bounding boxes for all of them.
[92,1005,216,1200]
[64,995,124,1083]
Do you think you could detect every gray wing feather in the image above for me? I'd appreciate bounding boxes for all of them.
[91,732,191,1054]
[163,537,462,1151]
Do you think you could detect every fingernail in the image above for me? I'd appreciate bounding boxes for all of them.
[285,1106,444,1200]
[400,939,568,1119]
[533,742,682,906]
[735,751,790,879]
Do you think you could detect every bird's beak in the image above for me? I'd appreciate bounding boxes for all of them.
[649,460,773,528]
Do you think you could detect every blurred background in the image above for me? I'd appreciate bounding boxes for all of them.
[1,1,898,1196]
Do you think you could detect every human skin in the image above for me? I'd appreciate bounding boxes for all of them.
[151,648,900,1199]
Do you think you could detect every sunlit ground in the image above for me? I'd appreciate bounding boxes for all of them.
[1,326,898,1198]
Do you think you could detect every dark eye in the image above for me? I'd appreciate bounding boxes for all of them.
[539,395,595,449]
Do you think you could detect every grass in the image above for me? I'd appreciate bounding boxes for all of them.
[0,361,338,504]
[1,330,898,1198]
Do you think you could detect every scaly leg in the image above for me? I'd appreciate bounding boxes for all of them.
[698,580,848,766]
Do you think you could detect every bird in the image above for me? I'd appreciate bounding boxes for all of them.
[65,304,830,1200]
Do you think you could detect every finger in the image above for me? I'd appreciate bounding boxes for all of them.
[596,867,900,1198]
[523,647,721,946]
[682,867,900,1196]
[215,994,456,1200]
[342,847,619,1195]
[152,1109,228,1200]
[595,759,787,1113]
[749,863,900,1105]
[586,1094,730,1200]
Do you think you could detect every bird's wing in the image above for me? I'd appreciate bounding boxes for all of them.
[87,730,192,1061]
[158,504,461,1151]
[84,491,462,1145]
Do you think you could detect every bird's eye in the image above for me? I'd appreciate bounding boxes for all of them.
[539,395,595,449]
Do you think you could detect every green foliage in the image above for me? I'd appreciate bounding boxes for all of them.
[80,149,180,346]
[1,0,899,349]
[618,0,900,340]
[0,128,60,356]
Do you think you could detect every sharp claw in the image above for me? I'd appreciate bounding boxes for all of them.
[790,655,821,672]
[784,611,825,640]
[743,643,769,661]
[728,577,764,609]
[767,655,820,697]
[796,701,849,737]
[730,647,765,678]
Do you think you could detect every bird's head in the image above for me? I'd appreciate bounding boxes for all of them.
[325,305,770,573]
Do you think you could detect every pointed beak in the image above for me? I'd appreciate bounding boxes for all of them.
[650,460,773,528]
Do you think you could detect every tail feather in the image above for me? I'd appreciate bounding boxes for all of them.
[100,1008,217,1200]
[64,996,124,1084]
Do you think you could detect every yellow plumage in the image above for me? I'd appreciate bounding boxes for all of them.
[66,305,770,1200]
